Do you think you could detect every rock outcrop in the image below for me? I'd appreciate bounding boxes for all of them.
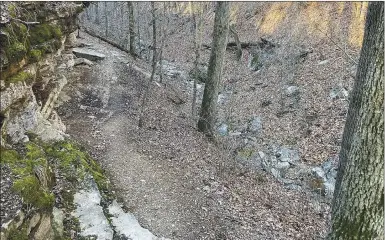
[0,2,84,239]
[0,2,83,145]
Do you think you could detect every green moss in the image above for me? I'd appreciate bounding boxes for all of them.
[13,175,55,210]
[6,71,33,84]
[29,23,62,45]
[45,141,108,191]
[0,147,21,165]
[237,148,254,158]
[8,4,17,18]
[7,224,28,240]
[2,143,54,210]
[29,49,42,62]
[6,42,27,61]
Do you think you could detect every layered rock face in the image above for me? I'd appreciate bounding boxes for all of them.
[0,2,83,239]
[0,2,83,145]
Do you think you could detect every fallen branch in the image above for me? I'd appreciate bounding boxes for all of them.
[203,39,274,51]
[83,27,140,58]
[0,17,40,26]
[11,17,40,26]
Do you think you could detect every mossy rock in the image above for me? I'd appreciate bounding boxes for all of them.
[6,42,27,62]
[13,175,55,210]
[28,49,42,62]
[1,143,54,210]
[6,71,33,84]
[237,148,254,158]
[45,141,108,192]
[29,23,62,45]
[6,224,29,240]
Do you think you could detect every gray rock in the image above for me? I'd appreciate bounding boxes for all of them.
[6,96,39,143]
[74,58,94,66]
[217,123,228,136]
[258,151,266,160]
[34,214,54,240]
[317,59,329,65]
[329,87,349,100]
[312,167,326,180]
[72,177,114,240]
[278,147,300,164]
[0,80,5,90]
[217,93,228,105]
[271,168,281,178]
[52,207,64,236]
[285,86,299,96]
[27,213,41,235]
[72,48,106,61]
[276,161,290,171]
[0,81,31,112]
[108,200,166,240]
[248,116,262,133]
[285,183,302,191]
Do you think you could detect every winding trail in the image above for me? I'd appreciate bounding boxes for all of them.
[59,32,329,240]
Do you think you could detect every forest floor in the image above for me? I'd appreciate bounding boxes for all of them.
[58,31,331,240]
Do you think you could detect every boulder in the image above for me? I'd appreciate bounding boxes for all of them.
[74,58,94,66]
[72,48,105,61]
[285,86,299,97]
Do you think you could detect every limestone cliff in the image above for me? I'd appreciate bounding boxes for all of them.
[0,2,83,145]
[0,2,84,239]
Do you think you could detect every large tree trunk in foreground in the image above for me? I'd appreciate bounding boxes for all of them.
[197,2,230,138]
[329,2,384,239]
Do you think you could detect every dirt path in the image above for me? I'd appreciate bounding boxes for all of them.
[59,32,329,240]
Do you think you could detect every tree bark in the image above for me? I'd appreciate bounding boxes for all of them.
[94,3,99,25]
[192,2,203,120]
[329,2,384,239]
[128,1,137,57]
[158,2,170,83]
[229,24,242,60]
[104,2,108,37]
[197,2,230,139]
[138,2,157,128]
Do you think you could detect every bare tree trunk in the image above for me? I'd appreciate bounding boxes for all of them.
[136,2,141,57]
[127,1,137,57]
[104,2,108,37]
[229,24,242,60]
[158,2,168,83]
[191,2,203,120]
[197,2,230,139]
[329,2,384,239]
[94,2,99,25]
[138,2,157,127]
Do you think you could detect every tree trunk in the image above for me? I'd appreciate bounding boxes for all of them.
[158,2,168,83]
[104,2,108,37]
[94,3,99,25]
[192,2,203,120]
[138,2,157,128]
[229,24,242,60]
[329,2,384,239]
[128,1,137,57]
[197,2,230,139]
[136,2,141,57]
